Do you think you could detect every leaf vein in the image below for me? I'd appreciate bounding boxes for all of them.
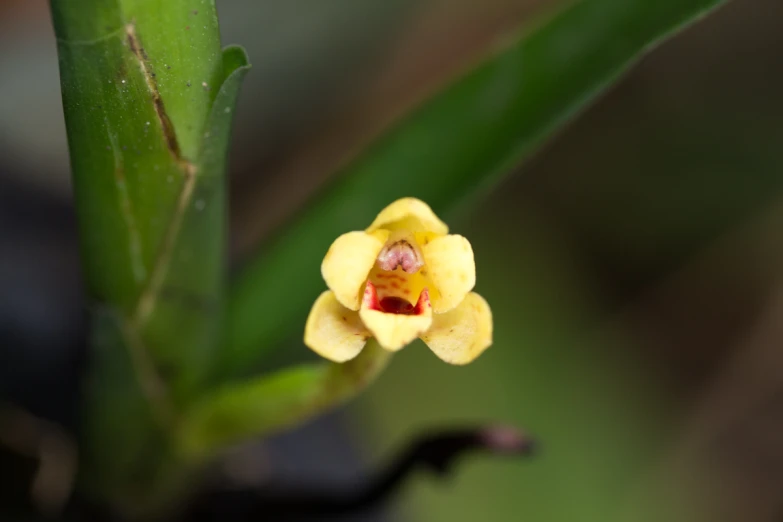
[107,128,146,283]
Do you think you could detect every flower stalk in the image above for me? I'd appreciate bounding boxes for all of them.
[178,341,392,459]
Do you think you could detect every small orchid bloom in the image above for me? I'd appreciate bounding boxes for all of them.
[305,197,492,365]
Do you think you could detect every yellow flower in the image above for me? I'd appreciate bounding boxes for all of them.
[304,197,492,365]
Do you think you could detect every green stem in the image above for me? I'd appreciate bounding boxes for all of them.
[50,0,249,511]
[178,342,392,460]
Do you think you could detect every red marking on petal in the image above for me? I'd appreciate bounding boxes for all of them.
[413,288,430,315]
[362,281,381,311]
[391,281,401,289]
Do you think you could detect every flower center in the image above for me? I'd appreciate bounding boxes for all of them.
[376,238,423,273]
[362,231,439,315]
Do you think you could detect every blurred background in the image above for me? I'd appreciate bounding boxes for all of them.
[2,0,783,521]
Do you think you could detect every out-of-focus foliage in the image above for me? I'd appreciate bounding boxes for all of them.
[354,1,783,521]
[226,0,730,375]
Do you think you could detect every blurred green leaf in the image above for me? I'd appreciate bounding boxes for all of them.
[225,0,729,374]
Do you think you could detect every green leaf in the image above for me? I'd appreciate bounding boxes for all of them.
[139,45,251,396]
[225,0,729,374]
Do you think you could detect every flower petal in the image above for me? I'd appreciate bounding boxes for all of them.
[421,234,476,313]
[421,292,492,365]
[360,286,433,351]
[305,291,370,362]
[366,197,448,235]
[322,230,389,310]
